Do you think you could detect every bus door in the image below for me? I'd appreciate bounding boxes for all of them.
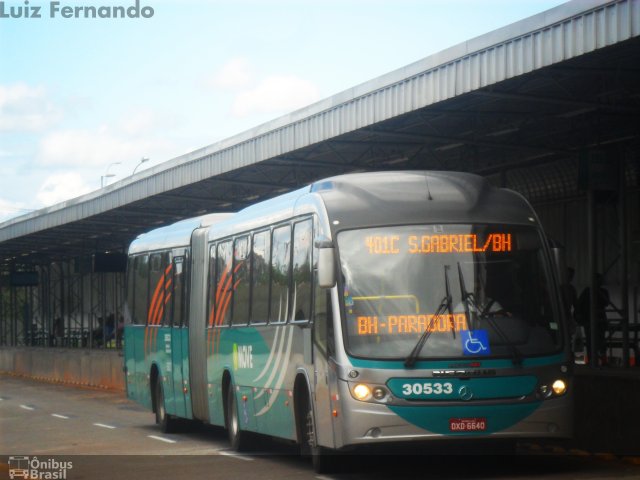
[311,288,337,448]
[170,254,188,418]
[149,252,176,414]
[126,254,150,406]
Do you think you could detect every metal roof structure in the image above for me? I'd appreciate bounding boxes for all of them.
[1,0,639,266]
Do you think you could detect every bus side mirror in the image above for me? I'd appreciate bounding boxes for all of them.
[315,237,336,288]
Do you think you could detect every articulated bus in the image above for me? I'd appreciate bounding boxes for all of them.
[124,171,572,471]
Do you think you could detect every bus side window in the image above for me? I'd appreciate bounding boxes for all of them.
[183,250,190,328]
[162,252,172,327]
[314,289,335,358]
[172,256,185,327]
[215,241,233,327]
[206,244,216,330]
[251,230,271,324]
[126,256,136,324]
[270,225,291,324]
[232,236,250,326]
[133,255,149,326]
[292,219,313,322]
[148,253,166,327]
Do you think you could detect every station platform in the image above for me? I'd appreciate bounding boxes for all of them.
[573,365,640,456]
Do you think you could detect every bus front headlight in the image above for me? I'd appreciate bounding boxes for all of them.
[352,384,372,401]
[552,379,567,395]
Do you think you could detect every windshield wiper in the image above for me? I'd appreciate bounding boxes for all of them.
[404,266,452,368]
[456,262,522,367]
[444,265,455,340]
[457,262,475,329]
[481,312,523,367]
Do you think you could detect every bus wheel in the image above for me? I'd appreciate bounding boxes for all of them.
[300,393,339,473]
[226,385,250,451]
[155,380,177,433]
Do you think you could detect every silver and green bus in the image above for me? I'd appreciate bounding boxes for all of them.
[124,171,572,471]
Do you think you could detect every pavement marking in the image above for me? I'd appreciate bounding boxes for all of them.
[19,404,35,411]
[147,435,177,444]
[217,450,254,461]
[51,413,70,419]
[93,423,116,429]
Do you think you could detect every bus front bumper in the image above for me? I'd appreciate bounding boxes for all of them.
[332,383,573,448]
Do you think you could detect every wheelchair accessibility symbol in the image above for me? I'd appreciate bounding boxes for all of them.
[461,330,490,356]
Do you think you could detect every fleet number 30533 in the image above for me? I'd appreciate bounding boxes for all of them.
[402,382,454,395]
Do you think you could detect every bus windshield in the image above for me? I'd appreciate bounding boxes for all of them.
[337,224,562,361]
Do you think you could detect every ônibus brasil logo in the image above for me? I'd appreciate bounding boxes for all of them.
[7,456,73,480]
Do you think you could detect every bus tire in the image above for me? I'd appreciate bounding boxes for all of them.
[226,385,250,451]
[155,379,178,433]
[299,390,339,473]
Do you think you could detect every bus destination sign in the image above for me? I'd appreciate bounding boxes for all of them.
[364,233,512,255]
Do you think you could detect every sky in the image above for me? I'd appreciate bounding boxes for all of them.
[0,0,569,222]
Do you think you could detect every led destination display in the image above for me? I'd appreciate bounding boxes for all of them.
[364,233,512,255]
[356,313,469,335]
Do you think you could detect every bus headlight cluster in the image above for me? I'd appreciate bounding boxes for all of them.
[349,383,389,403]
[538,379,567,399]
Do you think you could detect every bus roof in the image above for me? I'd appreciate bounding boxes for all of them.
[311,171,536,231]
[128,171,538,254]
[128,213,232,254]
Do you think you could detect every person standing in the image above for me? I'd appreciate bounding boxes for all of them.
[561,267,578,320]
[561,267,578,327]
[575,274,610,366]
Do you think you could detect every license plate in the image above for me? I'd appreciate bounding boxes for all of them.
[449,417,487,432]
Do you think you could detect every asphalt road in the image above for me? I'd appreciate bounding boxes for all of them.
[1,375,639,480]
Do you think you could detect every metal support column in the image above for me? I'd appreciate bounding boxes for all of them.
[619,156,630,367]
[27,284,34,346]
[10,282,17,346]
[588,188,598,368]
[40,271,48,346]
[100,273,106,349]
[0,276,5,346]
[50,262,65,347]
[61,263,67,346]
[89,270,94,349]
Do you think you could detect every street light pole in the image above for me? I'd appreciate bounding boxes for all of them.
[133,157,149,175]
[100,174,114,188]
[101,162,121,188]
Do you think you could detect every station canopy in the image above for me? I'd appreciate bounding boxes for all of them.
[1,0,639,266]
